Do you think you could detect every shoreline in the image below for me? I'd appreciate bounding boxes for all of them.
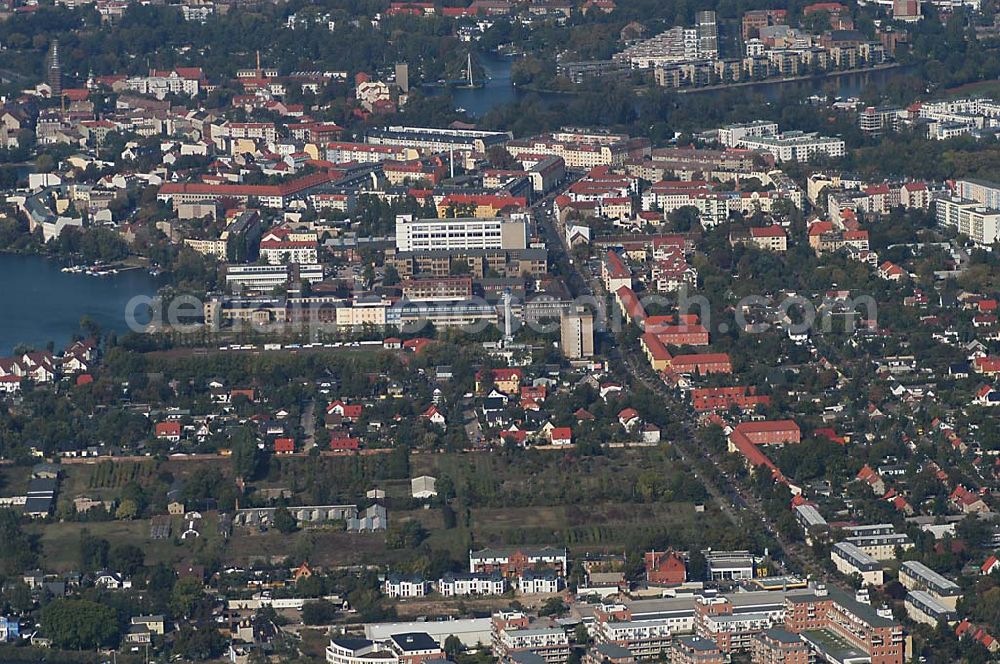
[674,62,908,95]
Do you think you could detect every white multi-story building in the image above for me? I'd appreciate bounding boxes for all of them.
[518,571,564,595]
[326,142,416,164]
[844,532,914,560]
[593,618,681,660]
[956,178,1000,209]
[936,196,1000,246]
[737,131,846,162]
[384,575,430,599]
[717,121,779,148]
[259,228,319,265]
[394,215,527,252]
[494,626,570,664]
[437,572,506,597]
[366,125,511,154]
[123,68,203,99]
[225,264,325,292]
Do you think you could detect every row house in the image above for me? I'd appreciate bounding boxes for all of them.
[438,572,506,597]
[0,351,57,391]
[384,574,430,598]
[470,547,568,577]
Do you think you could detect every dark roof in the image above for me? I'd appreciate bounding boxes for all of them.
[24,496,54,514]
[592,643,634,659]
[389,632,439,652]
[508,652,546,664]
[331,637,375,651]
[763,627,802,644]
[27,478,58,494]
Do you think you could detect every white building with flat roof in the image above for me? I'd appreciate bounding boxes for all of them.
[394,215,527,252]
[936,196,1000,246]
[737,131,845,162]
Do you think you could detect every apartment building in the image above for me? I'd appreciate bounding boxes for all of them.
[694,595,782,653]
[831,542,884,586]
[401,276,474,302]
[729,225,788,252]
[326,141,418,164]
[157,170,342,209]
[603,250,632,292]
[737,131,846,162]
[956,177,1000,209]
[492,612,570,664]
[260,227,319,265]
[123,67,204,98]
[593,617,679,661]
[718,121,779,147]
[669,636,724,664]
[898,561,961,610]
[784,586,907,664]
[843,530,914,560]
[936,196,1000,246]
[793,504,829,544]
[749,628,810,664]
[560,306,595,359]
[904,590,957,627]
[395,215,527,252]
[506,131,646,168]
[387,247,547,280]
[387,633,446,664]
[366,125,511,154]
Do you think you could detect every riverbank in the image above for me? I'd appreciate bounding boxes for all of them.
[675,62,907,95]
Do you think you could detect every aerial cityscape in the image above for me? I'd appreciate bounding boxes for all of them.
[4,0,1000,662]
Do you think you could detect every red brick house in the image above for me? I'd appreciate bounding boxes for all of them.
[645,550,686,585]
[155,421,182,442]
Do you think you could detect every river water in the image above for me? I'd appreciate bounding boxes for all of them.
[0,253,158,355]
[432,52,916,117]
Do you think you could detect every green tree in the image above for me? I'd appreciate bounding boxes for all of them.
[302,599,338,625]
[108,543,145,576]
[538,597,568,616]
[42,599,120,650]
[115,498,139,520]
[79,531,109,571]
[231,426,264,481]
[273,505,297,534]
[172,625,227,660]
[444,635,465,659]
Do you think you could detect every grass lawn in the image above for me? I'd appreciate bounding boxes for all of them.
[27,513,226,572]
[939,79,1000,99]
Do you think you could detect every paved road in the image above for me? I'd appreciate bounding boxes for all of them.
[302,398,317,450]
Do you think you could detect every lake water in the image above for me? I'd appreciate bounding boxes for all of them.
[0,253,159,355]
[433,53,916,117]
